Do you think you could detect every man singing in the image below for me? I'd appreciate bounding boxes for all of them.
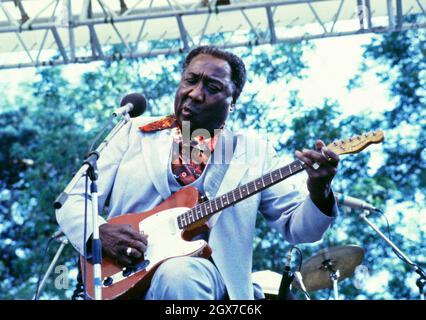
[56,45,339,300]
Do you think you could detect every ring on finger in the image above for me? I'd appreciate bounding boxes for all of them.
[126,247,132,256]
[321,149,333,162]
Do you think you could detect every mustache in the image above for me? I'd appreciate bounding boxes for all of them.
[180,102,200,114]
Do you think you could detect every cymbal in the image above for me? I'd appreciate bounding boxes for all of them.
[292,245,364,292]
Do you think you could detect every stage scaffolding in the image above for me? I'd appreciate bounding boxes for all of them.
[0,0,425,69]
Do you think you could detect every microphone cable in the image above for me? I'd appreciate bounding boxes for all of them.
[291,246,303,272]
[375,209,420,269]
[290,246,311,300]
[277,245,307,300]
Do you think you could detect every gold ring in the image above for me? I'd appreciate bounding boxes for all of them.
[321,149,333,162]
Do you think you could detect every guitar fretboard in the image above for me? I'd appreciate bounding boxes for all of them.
[177,160,306,229]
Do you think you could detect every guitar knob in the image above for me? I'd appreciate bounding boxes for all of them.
[103,277,113,287]
[122,267,134,277]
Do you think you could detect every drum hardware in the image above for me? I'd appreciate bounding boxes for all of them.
[292,245,365,299]
[321,259,341,300]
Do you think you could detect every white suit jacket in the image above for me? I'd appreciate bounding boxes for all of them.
[56,116,337,300]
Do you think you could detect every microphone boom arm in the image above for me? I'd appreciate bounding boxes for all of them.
[359,210,426,300]
[54,116,129,210]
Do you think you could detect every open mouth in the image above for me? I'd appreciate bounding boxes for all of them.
[181,104,197,118]
[181,108,193,117]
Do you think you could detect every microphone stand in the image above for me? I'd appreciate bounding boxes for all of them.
[54,112,131,300]
[359,209,426,300]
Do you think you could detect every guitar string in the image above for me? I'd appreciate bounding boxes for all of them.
[177,160,305,229]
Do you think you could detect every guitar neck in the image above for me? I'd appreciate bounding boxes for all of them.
[176,130,385,229]
[177,160,306,229]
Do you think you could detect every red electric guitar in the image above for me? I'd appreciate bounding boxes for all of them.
[82,130,384,299]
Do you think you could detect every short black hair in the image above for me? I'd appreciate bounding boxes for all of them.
[183,46,247,103]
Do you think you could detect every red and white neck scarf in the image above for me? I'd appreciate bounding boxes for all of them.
[140,115,222,185]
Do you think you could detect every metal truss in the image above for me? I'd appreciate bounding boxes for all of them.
[0,0,425,70]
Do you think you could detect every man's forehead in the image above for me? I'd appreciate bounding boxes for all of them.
[185,54,232,81]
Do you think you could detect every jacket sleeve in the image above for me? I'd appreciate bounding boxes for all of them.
[258,142,338,244]
[55,119,134,254]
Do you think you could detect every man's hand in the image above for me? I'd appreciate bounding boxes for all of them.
[295,139,340,213]
[99,223,149,267]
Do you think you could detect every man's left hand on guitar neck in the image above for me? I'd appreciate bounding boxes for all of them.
[294,139,340,216]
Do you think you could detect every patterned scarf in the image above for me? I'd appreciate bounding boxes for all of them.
[140,115,221,185]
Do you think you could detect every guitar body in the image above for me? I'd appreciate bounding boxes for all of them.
[82,187,212,300]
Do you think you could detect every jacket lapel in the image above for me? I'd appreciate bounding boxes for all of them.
[206,129,249,228]
[139,129,173,200]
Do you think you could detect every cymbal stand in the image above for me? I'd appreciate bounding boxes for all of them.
[322,259,340,300]
[360,210,426,300]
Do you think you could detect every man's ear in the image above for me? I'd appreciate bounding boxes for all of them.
[231,94,237,105]
[230,96,237,112]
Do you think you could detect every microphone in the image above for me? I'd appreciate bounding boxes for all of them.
[277,250,295,300]
[334,192,380,212]
[113,93,147,118]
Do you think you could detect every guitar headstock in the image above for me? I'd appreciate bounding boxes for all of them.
[327,130,384,155]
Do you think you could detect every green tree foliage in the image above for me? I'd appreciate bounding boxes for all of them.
[361,19,426,202]
[0,68,90,299]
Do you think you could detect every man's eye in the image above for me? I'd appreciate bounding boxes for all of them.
[185,78,197,84]
[208,85,221,93]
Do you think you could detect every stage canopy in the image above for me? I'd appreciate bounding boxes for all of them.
[0,0,425,69]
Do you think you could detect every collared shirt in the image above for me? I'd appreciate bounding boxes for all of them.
[140,115,221,186]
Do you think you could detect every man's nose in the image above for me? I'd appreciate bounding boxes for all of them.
[188,83,204,102]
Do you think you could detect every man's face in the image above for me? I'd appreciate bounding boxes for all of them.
[174,54,235,134]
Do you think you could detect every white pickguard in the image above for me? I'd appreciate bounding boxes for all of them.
[139,207,206,271]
